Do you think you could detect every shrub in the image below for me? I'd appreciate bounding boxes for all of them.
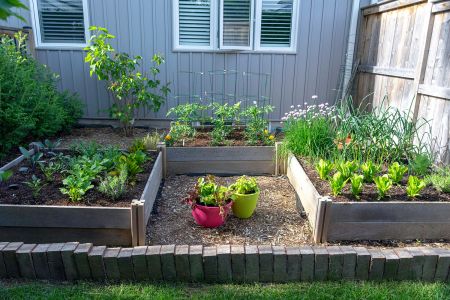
[0,32,83,157]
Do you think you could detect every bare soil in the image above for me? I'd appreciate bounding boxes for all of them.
[147,175,313,246]
[299,158,450,203]
[0,151,156,207]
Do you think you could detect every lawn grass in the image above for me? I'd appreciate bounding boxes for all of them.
[0,280,449,300]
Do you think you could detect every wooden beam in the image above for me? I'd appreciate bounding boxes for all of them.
[363,0,426,16]
[418,85,450,100]
[432,1,450,13]
[358,65,415,79]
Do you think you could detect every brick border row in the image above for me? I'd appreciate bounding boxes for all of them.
[1,242,449,282]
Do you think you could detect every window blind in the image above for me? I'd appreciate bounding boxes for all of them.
[37,0,86,44]
[222,0,252,48]
[178,0,211,46]
[260,0,294,47]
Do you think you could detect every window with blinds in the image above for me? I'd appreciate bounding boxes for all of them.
[32,0,88,46]
[221,0,252,49]
[178,0,212,46]
[260,0,294,47]
[173,0,298,52]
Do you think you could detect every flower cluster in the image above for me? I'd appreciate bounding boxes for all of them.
[281,101,335,122]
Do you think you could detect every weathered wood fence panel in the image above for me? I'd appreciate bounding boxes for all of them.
[355,0,450,163]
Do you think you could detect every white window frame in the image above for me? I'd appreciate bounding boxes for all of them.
[254,0,299,53]
[30,0,91,49]
[219,0,254,51]
[173,0,218,51]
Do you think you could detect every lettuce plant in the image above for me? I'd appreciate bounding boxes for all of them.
[315,159,334,180]
[406,176,426,198]
[229,176,259,195]
[350,174,364,199]
[388,162,408,184]
[336,160,358,180]
[374,175,392,199]
[329,171,347,196]
[361,160,381,183]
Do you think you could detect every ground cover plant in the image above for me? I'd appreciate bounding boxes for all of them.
[0,140,155,206]
[0,32,82,158]
[165,101,275,146]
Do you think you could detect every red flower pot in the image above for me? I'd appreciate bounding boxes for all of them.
[190,201,233,228]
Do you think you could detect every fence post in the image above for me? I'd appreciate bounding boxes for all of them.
[157,142,167,178]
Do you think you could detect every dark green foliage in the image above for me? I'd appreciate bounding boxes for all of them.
[0,33,83,157]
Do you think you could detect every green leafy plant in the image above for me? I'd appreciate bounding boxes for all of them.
[23,175,45,198]
[60,174,94,202]
[361,160,381,183]
[0,170,13,183]
[142,131,160,151]
[425,167,450,193]
[0,0,28,21]
[211,102,241,145]
[329,171,347,196]
[0,32,82,157]
[374,175,392,200]
[19,147,43,169]
[117,150,148,182]
[33,139,61,153]
[241,103,274,145]
[229,176,259,195]
[70,141,102,157]
[39,161,63,182]
[388,162,408,184]
[129,139,146,153]
[85,26,170,136]
[410,154,432,177]
[336,160,358,180]
[166,122,195,145]
[350,174,364,199]
[167,102,209,124]
[315,159,334,180]
[406,176,426,198]
[189,175,231,207]
[98,169,128,200]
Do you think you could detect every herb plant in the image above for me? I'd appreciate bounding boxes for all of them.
[350,174,364,199]
[98,169,128,200]
[142,131,160,151]
[425,167,450,193]
[23,175,45,198]
[85,26,170,136]
[406,176,426,198]
[329,171,347,196]
[229,176,259,194]
[374,175,392,199]
[409,154,432,177]
[315,159,334,180]
[361,160,381,183]
[388,162,408,184]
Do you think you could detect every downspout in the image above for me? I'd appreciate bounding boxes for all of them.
[341,0,362,100]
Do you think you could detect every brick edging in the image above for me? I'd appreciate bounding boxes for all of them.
[0,242,449,282]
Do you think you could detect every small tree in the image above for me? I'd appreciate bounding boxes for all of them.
[84,26,170,136]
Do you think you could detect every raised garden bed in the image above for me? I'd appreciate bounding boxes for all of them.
[0,147,163,246]
[286,154,450,243]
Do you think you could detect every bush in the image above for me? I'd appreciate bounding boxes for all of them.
[0,32,83,156]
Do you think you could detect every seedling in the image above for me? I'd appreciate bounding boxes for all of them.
[329,171,347,196]
[374,175,392,199]
[406,176,426,198]
[350,174,364,199]
[388,162,408,184]
[23,175,45,198]
[315,159,334,180]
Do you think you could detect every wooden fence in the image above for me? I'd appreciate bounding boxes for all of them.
[354,0,450,163]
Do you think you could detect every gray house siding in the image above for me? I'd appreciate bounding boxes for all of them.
[1,0,354,123]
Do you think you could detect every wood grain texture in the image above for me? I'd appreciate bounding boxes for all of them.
[141,152,163,223]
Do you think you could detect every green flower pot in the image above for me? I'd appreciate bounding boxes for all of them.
[232,190,260,219]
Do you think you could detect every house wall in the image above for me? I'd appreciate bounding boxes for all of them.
[0,0,354,123]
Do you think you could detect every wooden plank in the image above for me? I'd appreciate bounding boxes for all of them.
[141,152,163,223]
[0,205,131,229]
[329,202,450,222]
[363,0,426,16]
[286,154,321,231]
[327,222,450,241]
[359,65,415,79]
[0,227,132,246]
[168,160,275,175]
[418,84,450,100]
[166,146,275,162]
[0,149,34,172]
[432,1,450,14]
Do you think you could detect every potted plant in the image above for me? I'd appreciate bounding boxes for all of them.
[185,175,233,228]
[229,176,260,219]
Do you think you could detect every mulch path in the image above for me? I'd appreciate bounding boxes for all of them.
[147,175,313,246]
[299,158,450,203]
[0,151,157,207]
